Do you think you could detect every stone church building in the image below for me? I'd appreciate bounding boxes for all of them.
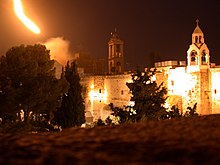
[80,20,220,121]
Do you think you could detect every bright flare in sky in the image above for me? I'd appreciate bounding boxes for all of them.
[13,0,40,34]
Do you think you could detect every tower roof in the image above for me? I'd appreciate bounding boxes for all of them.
[193,19,203,34]
[110,28,120,39]
[108,28,123,44]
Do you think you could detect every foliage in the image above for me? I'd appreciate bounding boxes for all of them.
[0,44,68,126]
[169,106,183,118]
[54,61,85,128]
[185,103,198,117]
[96,119,105,126]
[161,105,183,119]
[162,103,198,119]
[126,68,168,121]
[109,68,200,124]
[0,120,55,133]
[109,103,137,124]
[105,116,113,126]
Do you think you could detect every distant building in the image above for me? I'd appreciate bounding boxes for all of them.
[80,21,220,121]
[153,19,219,115]
[53,23,220,121]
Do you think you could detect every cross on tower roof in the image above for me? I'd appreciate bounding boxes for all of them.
[196,19,199,26]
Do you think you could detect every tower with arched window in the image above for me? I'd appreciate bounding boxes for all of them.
[187,19,210,69]
[108,29,124,74]
[186,19,211,114]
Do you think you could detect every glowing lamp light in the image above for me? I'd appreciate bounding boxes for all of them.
[88,84,107,102]
[89,90,107,102]
[13,0,41,34]
[129,101,135,107]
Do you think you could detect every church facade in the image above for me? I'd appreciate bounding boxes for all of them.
[155,20,220,115]
[81,20,220,121]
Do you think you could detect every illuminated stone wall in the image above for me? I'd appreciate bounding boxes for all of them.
[197,69,212,115]
[81,74,132,121]
[211,68,220,114]
[155,65,188,113]
[81,64,220,122]
[55,20,220,122]
[105,74,132,107]
[155,63,220,115]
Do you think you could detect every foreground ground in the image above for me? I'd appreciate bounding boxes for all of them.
[1,115,220,165]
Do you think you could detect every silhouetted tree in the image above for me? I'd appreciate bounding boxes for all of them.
[109,103,137,124]
[54,61,85,128]
[185,103,198,117]
[96,119,105,126]
[126,68,167,121]
[0,44,68,124]
[170,106,182,118]
[105,116,113,126]
[161,105,182,119]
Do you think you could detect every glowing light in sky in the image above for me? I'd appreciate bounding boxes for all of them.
[13,0,40,34]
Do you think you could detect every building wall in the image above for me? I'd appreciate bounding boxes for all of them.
[81,62,220,121]
[211,68,220,114]
[105,74,132,107]
[155,63,220,115]
[79,21,220,121]
[81,74,132,121]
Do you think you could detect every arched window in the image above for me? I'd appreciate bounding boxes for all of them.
[202,50,206,64]
[110,61,113,68]
[199,36,202,43]
[191,51,196,62]
[195,36,198,43]
[116,44,120,52]
[116,62,121,73]
[110,45,113,58]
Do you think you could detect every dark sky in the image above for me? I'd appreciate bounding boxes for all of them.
[1,0,220,67]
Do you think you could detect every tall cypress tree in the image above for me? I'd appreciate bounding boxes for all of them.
[54,61,85,128]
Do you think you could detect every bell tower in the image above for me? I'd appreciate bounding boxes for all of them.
[108,29,124,74]
[186,20,211,115]
[187,19,210,69]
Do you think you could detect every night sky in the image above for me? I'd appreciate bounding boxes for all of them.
[1,0,220,67]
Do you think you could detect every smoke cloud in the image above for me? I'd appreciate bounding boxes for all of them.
[43,37,73,66]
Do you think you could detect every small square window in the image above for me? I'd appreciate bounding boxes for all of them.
[121,90,124,95]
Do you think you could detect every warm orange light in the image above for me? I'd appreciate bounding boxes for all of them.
[89,84,107,102]
[13,0,40,34]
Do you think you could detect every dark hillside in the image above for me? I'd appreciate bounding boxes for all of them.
[1,115,220,164]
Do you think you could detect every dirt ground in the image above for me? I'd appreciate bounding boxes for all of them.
[1,115,220,165]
